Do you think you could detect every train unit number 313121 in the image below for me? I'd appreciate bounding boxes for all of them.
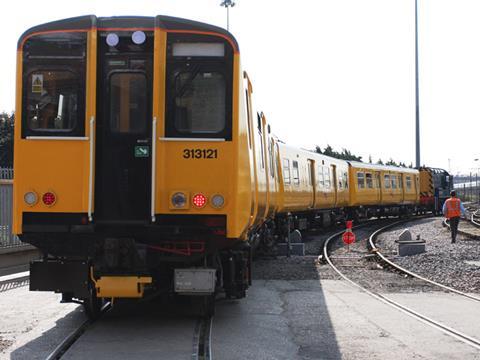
[183,149,218,159]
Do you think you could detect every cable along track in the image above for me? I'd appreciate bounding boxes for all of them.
[322,220,480,351]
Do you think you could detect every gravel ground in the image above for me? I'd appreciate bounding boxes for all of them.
[253,226,344,281]
[320,224,440,293]
[375,217,480,294]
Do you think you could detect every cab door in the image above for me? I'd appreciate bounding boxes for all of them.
[95,32,153,223]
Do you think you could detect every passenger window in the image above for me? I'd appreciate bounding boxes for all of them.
[344,172,349,189]
[283,158,291,185]
[173,71,225,133]
[258,114,265,169]
[110,73,147,133]
[406,176,412,189]
[391,175,397,189]
[324,167,331,188]
[244,90,252,148]
[365,173,373,189]
[384,174,391,189]
[357,172,365,189]
[26,70,81,132]
[318,165,324,187]
[269,139,275,178]
[292,161,300,185]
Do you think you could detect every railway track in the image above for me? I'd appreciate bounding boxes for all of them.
[442,215,480,239]
[44,301,213,360]
[323,219,480,351]
[0,272,29,292]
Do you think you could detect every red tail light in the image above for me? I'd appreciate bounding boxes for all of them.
[42,192,56,206]
[192,193,207,208]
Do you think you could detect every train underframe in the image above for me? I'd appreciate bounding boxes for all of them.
[254,204,421,253]
[21,216,251,317]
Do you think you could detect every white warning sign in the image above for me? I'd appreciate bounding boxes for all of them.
[32,74,43,93]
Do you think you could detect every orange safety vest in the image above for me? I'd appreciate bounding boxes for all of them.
[445,197,461,219]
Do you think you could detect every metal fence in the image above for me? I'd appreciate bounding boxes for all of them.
[0,168,23,248]
[455,177,480,204]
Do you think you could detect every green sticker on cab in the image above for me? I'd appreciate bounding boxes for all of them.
[134,146,149,158]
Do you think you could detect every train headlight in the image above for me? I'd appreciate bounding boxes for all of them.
[42,191,56,206]
[192,193,207,208]
[171,192,187,208]
[211,194,225,208]
[24,191,38,206]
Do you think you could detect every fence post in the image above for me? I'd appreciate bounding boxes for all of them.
[0,167,23,248]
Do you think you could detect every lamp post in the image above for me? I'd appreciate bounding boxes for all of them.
[220,0,236,31]
[415,0,421,169]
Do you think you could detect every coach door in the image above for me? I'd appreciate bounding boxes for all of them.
[95,33,153,223]
[331,164,338,207]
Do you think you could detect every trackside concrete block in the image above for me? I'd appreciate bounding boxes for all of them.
[398,229,413,242]
[276,243,305,256]
[396,229,425,256]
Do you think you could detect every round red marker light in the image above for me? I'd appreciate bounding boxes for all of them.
[42,192,56,206]
[192,193,207,208]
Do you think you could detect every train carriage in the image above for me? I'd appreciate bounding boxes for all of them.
[347,162,419,217]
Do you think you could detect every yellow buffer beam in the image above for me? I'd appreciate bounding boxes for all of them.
[95,276,152,298]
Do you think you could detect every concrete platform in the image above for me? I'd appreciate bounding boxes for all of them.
[2,280,480,359]
[213,280,480,359]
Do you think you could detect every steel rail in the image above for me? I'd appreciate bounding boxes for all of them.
[443,217,480,240]
[323,225,480,351]
[369,220,480,302]
[45,302,111,360]
[0,274,29,292]
[470,209,480,227]
[192,316,213,360]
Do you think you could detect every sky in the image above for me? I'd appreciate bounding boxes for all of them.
[0,0,479,175]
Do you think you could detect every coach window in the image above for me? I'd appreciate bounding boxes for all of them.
[22,32,86,137]
[324,168,331,188]
[391,175,397,189]
[269,139,275,178]
[318,166,324,187]
[406,176,412,190]
[344,172,349,189]
[292,161,300,185]
[283,159,291,185]
[384,174,391,189]
[357,172,365,189]
[365,173,373,189]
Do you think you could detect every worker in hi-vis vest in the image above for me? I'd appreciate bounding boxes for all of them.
[442,190,466,243]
